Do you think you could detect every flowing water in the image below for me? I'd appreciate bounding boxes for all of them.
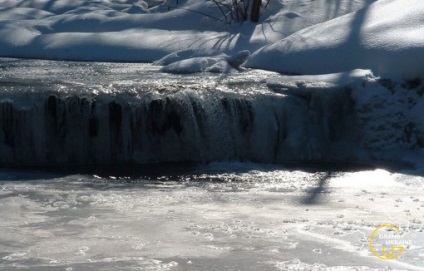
[0,58,423,270]
[0,58,357,166]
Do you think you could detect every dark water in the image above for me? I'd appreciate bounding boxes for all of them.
[0,58,360,166]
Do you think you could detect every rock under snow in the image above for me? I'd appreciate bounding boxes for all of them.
[159,50,250,74]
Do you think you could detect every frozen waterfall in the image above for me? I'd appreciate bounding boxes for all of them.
[0,84,356,165]
[1,59,423,166]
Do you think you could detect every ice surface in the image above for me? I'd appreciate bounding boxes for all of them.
[0,164,423,270]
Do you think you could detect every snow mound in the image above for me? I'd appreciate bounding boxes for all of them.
[0,0,373,62]
[159,50,250,74]
[122,4,149,14]
[160,56,229,74]
[266,69,375,90]
[246,0,424,79]
[154,49,222,66]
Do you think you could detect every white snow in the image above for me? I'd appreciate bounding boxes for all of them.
[246,0,424,78]
[266,69,375,88]
[160,56,235,74]
[2,0,424,78]
[158,49,250,74]
[0,0,376,73]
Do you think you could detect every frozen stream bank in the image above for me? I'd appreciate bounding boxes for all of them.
[1,58,424,166]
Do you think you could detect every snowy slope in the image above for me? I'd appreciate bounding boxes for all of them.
[2,0,423,77]
[246,0,424,78]
[0,0,372,62]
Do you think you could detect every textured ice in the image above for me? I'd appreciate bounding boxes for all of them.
[0,164,423,270]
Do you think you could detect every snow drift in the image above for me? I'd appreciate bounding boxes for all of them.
[0,0,373,63]
[246,0,424,78]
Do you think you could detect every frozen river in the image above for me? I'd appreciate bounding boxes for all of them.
[1,163,423,270]
[0,58,423,270]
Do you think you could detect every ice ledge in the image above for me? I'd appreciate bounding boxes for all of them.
[1,77,424,167]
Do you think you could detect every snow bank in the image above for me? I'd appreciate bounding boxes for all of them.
[0,0,372,63]
[160,56,235,74]
[157,50,250,74]
[246,0,424,78]
[0,0,237,62]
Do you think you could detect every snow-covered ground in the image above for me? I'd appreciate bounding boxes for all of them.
[246,0,424,78]
[1,163,423,271]
[1,0,423,78]
[0,0,375,72]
